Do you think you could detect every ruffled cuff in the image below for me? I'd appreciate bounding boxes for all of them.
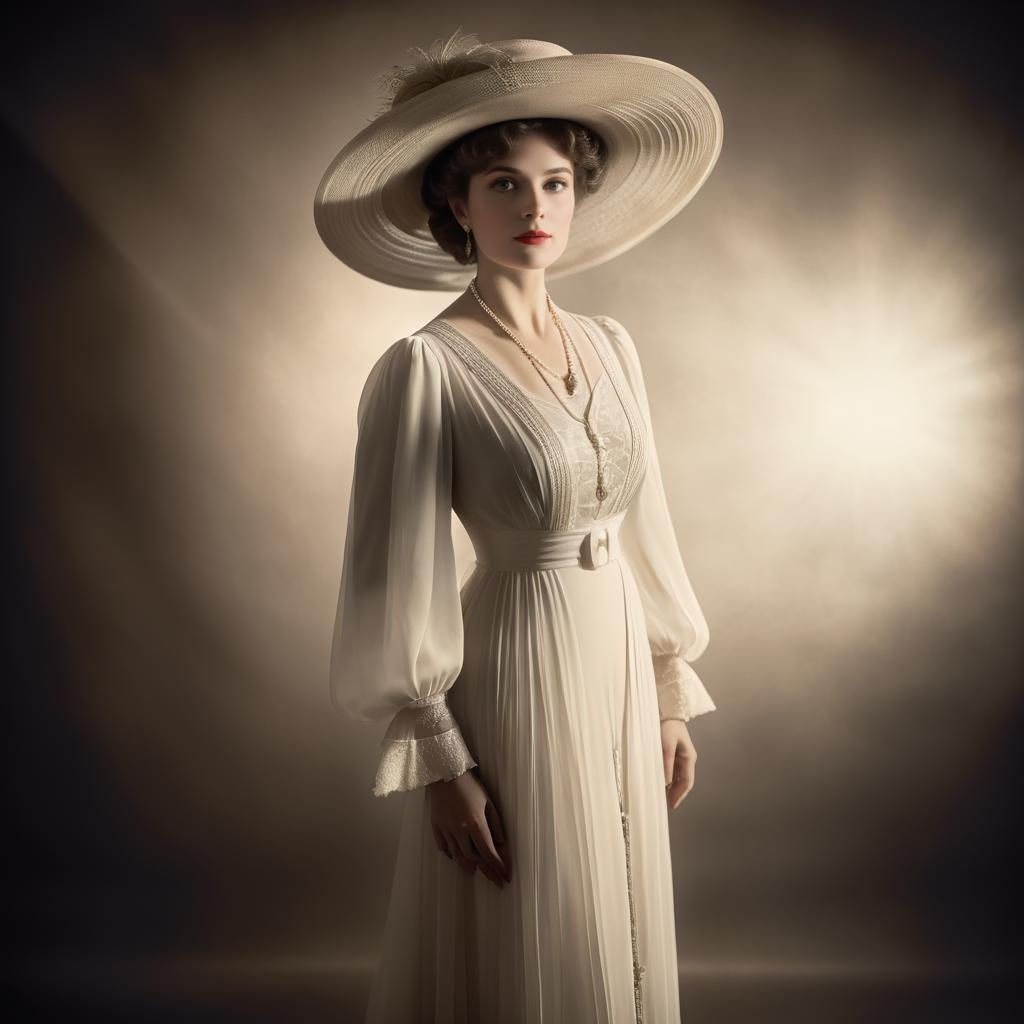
[652,652,717,723]
[372,692,477,798]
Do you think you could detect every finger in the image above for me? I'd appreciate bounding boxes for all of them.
[453,824,483,868]
[662,744,675,788]
[667,763,696,810]
[444,827,478,875]
[450,844,479,875]
[462,826,500,887]
[485,800,507,847]
[470,819,509,886]
[487,803,512,880]
[484,803,512,880]
[432,824,452,859]
[453,853,478,876]
[667,750,687,807]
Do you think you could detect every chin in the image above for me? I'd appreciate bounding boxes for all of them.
[508,245,567,266]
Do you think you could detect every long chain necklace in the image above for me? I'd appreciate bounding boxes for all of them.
[468,277,609,503]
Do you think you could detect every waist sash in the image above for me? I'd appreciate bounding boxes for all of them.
[466,510,627,572]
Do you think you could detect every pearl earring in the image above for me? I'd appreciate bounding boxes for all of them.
[464,225,472,259]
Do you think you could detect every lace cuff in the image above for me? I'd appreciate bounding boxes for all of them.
[652,652,717,723]
[372,692,477,798]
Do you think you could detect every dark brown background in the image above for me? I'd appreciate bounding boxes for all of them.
[3,1,1022,1020]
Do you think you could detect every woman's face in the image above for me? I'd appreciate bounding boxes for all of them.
[450,133,576,273]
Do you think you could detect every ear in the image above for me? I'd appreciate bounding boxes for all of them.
[448,196,467,227]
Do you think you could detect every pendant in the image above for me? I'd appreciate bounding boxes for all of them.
[565,369,577,396]
[594,435,608,502]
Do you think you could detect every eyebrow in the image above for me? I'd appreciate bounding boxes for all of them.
[483,165,573,176]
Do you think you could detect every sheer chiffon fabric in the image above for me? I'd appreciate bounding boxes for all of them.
[330,313,715,1023]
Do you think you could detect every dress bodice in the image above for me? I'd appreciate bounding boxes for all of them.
[422,314,650,535]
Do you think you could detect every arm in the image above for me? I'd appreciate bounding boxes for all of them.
[329,334,477,797]
[596,315,717,724]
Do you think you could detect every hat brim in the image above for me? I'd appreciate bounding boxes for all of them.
[313,53,723,291]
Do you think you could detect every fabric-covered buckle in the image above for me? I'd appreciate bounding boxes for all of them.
[579,523,618,570]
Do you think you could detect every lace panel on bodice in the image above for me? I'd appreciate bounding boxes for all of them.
[531,374,634,526]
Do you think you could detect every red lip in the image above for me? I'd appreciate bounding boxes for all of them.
[515,231,551,239]
[515,232,551,245]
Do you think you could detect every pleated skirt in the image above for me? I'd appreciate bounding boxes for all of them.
[364,555,682,1024]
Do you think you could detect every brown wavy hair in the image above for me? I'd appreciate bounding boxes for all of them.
[420,118,608,265]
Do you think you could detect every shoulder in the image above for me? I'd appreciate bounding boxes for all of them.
[372,331,444,369]
[587,313,642,374]
[357,333,449,423]
[365,332,448,386]
[589,313,635,349]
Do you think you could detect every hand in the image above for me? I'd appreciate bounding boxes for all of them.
[428,768,510,888]
[661,719,697,810]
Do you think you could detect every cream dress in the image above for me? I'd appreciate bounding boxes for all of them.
[330,312,716,1024]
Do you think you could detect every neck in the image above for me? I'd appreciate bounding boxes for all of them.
[470,262,552,336]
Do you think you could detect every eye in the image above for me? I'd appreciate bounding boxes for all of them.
[489,178,570,192]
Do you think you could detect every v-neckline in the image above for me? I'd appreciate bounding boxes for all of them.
[424,312,650,531]
[428,312,612,417]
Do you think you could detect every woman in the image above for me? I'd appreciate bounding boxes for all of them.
[318,31,723,1024]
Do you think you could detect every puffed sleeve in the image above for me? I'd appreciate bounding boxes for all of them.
[329,334,478,797]
[596,315,717,724]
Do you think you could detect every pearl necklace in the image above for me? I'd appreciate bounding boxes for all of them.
[468,278,580,394]
[467,278,610,503]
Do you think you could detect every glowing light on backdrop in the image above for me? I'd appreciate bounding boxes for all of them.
[708,172,1022,627]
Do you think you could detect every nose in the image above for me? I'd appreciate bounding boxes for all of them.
[522,184,548,221]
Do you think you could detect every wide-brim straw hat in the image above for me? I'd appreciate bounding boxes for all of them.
[313,30,723,291]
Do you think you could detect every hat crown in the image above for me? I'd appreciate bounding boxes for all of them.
[373,31,572,118]
[483,39,573,63]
